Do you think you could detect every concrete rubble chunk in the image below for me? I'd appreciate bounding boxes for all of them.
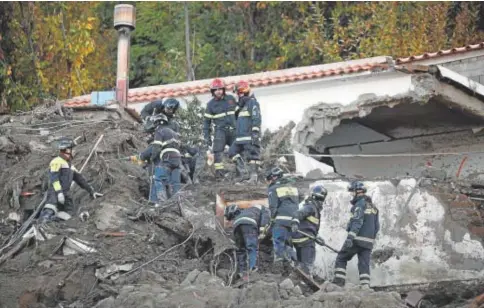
[93,296,115,308]
[181,269,201,286]
[279,278,295,290]
[95,263,134,281]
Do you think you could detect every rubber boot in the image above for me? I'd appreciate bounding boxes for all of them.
[234,157,249,183]
[332,277,345,287]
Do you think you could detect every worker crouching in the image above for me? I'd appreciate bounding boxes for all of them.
[40,137,103,222]
[224,203,270,281]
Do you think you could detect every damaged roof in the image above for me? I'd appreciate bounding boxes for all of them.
[63,41,484,108]
[396,42,484,64]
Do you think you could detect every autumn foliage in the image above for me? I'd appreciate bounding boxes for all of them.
[1,2,484,111]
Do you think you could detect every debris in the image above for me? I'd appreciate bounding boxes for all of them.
[405,290,424,307]
[62,237,97,255]
[95,263,134,281]
[279,278,295,290]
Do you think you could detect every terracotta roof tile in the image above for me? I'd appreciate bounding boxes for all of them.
[396,42,484,64]
[63,61,387,108]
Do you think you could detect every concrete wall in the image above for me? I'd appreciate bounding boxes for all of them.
[129,71,414,132]
[311,179,484,287]
[328,130,484,180]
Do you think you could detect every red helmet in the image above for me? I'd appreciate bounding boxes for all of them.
[234,80,250,95]
[210,78,225,90]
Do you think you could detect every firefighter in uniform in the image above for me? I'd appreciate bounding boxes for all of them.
[131,114,182,204]
[40,138,103,222]
[140,99,165,122]
[266,167,300,270]
[290,185,327,275]
[333,181,380,287]
[161,98,203,184]
[202,78,237,178]
[228,80,261,184]
[224,203,270,281]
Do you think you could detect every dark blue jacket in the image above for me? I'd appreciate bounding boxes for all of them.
[140,100,164,120]
[140,126,181,164]
[346,195,380,249]
[233,205,271,233]
[294,199,321,236]
[203,95,237,141]
[268,178,300,227]
[166,116,180,133]
[234,95,261,144]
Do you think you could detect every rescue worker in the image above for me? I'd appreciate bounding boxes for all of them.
[290,185,328,276]
[266,167,300,271]
[39,138,103,222]
[162,98,181,133]
[224,203,270,281]
[228,80,261,184]
[140,99,165,123]
[131,114,182,205]
[332,181,380,288]
[202,78,237,178]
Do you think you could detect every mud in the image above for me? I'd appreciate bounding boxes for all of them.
[0,106,483,308]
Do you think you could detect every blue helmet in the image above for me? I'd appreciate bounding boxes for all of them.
[348,180,366,193]
[57,137,75,150]
[224,204,240,221]
[265,167,284,181]
[311,185,327,201]
[163,98,180,113]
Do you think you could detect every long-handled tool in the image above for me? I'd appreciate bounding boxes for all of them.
[296,230,339,253]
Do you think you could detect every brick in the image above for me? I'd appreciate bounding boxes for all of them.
[456,194,470,202]
[450,200,475,208]
[468,225,484,237]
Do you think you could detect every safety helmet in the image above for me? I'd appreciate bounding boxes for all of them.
[210,78,225,90]
[163,98,180,113]
[224,204,240,221]
[265,167,284,181]
[143,113,169,133]
[311,185,328,201]
[348,180,366,193]
[57,137,75,150]
[233,80,250,95]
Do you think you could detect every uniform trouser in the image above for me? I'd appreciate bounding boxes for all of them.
[228,142,261,165]
[213,128,235,170]
[334,244,372,286]
[150,157,181,203]
[294,240,316,274]
[234,224,259,273]
[272,224,293,261]
[45,190,74,213]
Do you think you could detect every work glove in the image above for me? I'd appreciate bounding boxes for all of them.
[251,132,260,147]
[342,238,353,250]
[57,192,65,205]
[315,236,325,246]
[290,220,299,233]
[130,155,141,163]
[79,211,90,222]
[91,192,103,199]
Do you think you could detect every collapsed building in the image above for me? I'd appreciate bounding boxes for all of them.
[2,36,484,306]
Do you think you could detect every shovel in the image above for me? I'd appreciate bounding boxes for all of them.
[296,230,340,253]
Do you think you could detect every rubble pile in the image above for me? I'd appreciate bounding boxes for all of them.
[0,106,482,308]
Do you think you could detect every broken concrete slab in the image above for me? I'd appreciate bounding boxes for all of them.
[293,69,484,181]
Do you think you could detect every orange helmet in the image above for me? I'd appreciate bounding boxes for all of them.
[234,80,250,95]
[210,78,225,90]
